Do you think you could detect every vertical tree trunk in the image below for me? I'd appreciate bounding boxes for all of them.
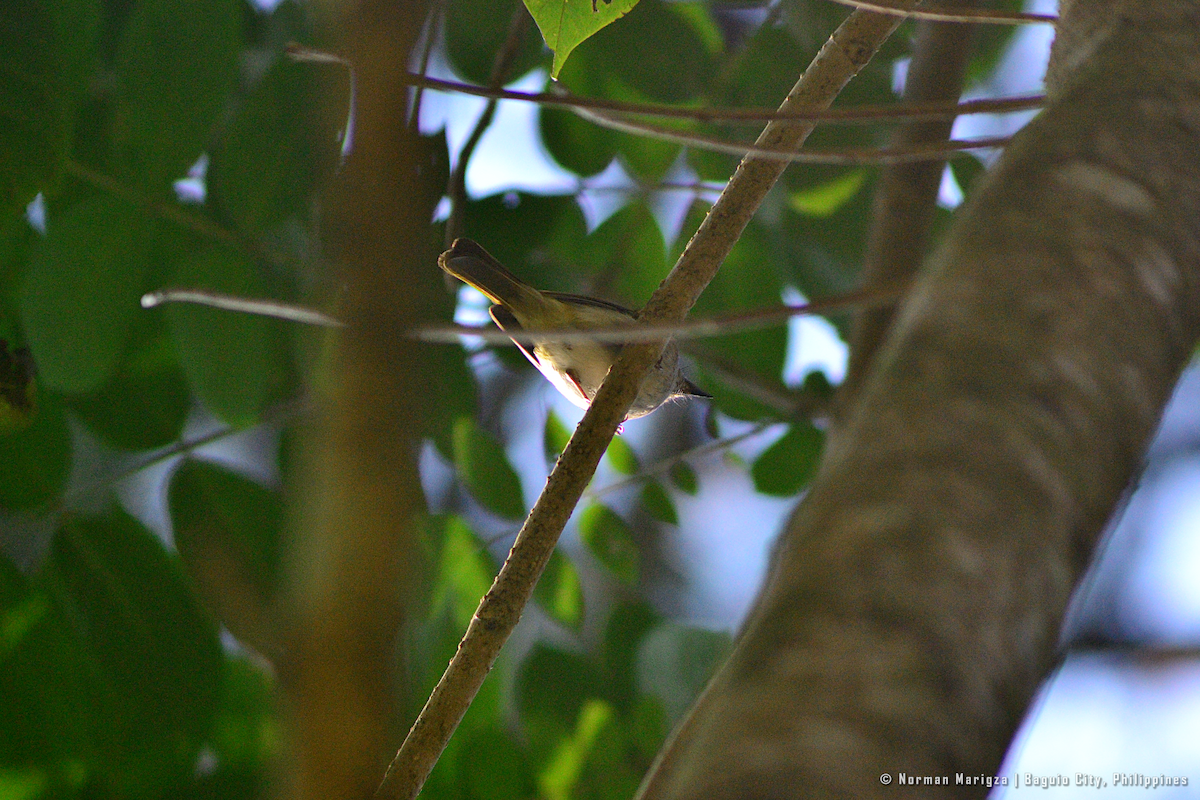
[637,2,1200,797]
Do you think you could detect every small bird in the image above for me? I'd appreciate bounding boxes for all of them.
[438,238,709,420]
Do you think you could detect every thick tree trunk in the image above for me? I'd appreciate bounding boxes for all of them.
[636,2,1200,797]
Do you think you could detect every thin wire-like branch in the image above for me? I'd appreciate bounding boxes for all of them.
[376,8,917,800]
[141,288,346,328]
[826,0,1057,24]
[65,160,241,247]
[106,399,305,488]
[574,105,1010,164]
[405,71,1044,125]
[137,279,907,344]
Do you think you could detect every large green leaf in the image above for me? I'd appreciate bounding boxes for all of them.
[447,0,546,85]
[582,201,667,306]
[169,460,284,658]
[0,390,69,511]
[578,504,638,585]
[687,221,790,420]
[0,554,102,790]
[209,57,318,236]
[750,421,824,497]
[461,725,537,800]
[39,507,223,796]
[452,416,527,520]
[111,0,239,190]
[516,644,604,761]
[534,548,584,630]
[19,195,150,394]
[165,246,286,425]
[639,479,676,525]
[65,331,190,451]
[604,435,639,476]
[461,193,589,295]
[525,0,640,79]
[599,599,660,709]
[430,515,497,629]
[0,0,99,220]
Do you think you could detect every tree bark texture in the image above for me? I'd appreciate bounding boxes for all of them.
[281,2,435,799]
[636,2,1200,798]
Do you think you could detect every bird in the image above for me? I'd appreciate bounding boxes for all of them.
[438,237,709,420]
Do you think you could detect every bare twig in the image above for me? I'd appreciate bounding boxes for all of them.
[826,0,1056,24]
[573,105,1010,164]
[141,288,345,328]
[65,160,241,248]
[138,278,907,344]
[404,71,1044,125]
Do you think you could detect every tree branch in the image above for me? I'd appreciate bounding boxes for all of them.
[634,2,1200,797]
[375,7,917,799]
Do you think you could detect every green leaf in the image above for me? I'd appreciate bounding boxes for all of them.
[751,422,825,497]
[789,169,868,218]
[0,390,69,511]
[668,461,697,495]
[686,222,789,421]
[427,344,479,462]
[0,554,102,781]
[65,332,190,450]
[524,0,640,79]
[544,410,573,461]
[604,436,639,475]
[431,516,496,629]
[19,195,150,393]
[111,0,239,190]
[636,622,730,724]
[452,416,527,520]
[169,460,284,658]
[950,154,987,199]
[534,549,584,630]
[209,657,279,774]
[209,57,318,235]
[538,698,616,800]
[578,504,638,585]
[461,193,589,294]
[600,600,660,709]
[639,480,676,525]
[39,507,224,796]
[446,0,546,85]
[0,0,90,220]
[462,725,537,800]
[516,644,603,733]
[165,246,285,425]
[585,202,667,304]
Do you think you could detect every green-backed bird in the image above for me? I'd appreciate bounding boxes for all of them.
[438,238,709,420]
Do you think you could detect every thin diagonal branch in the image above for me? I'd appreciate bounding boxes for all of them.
[375,7,917,800]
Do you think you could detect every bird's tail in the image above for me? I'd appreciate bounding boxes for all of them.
[438,238,542,312]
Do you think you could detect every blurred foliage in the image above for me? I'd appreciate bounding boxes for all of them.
[0,0,1021,796]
